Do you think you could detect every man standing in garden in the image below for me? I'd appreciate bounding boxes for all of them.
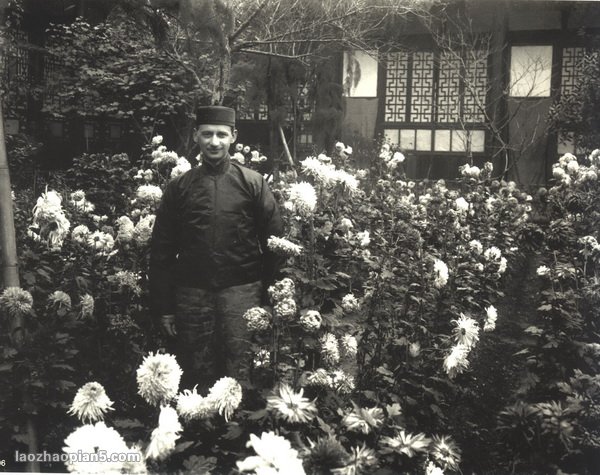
[149,105,283,390]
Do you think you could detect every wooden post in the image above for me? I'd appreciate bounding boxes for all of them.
[0,3,40,467]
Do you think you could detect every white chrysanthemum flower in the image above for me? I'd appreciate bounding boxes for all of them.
[116,216,135,243]
[380,430,431,457]
[152,135,163,145]
[0,287,33,317]
[110,270,142,296]
[151,147,178,166]
[32,190,70,249]
[426,461,445,475]
[32,189,62,220]
[553,166,567,180]
[559,152,577,167]
[342,444,378,474]
[451,314,480,349]
[71,225,91,245]
[433,259,449,289]
[48,290,72,310]
[136,185,163,209]
[79,294,94,319]
[320,333,340,366]
[300,157,338,186]
[306,368,333,388]
[299,310,322,332]
[392,151,405,163]
[355,169,368,179]
[335,141,345,152]
[176,386,215,422]
[207,377,243,422]
[484,197,497,211]
[331,370,354,395]
[498,257,508,274]
[243,145,251,154]
[268,278,295,303]
[468,240,483,254]
[536,265,550,277]
[253,349,271,368]
[70,197,95,214]
[235,143,244,152]
[343,403,384,434]
[579,235,600,257]
[341,334,358,357]
[243,307,271,332]
[68,382,114,423]
[288,182,317,216]
[274,298,297,320]
[455,197,469,213]
[146,406,182,460]
[443,344,471,379]
[231,152,245,164]
[484,305,498,332]
[136,352,182,406]
[334,169,359,195]
[236,431,305,475]
[267,236,303,256]
[87,231,115,255]
[341,293,360,313]
[430,435,462,471]
[356,230,370,248]
[70,190,85,202]
[460,164,481,179]
[133,214,155,245]
[170,157,192,179]
[483,246,502,261]
[339,218,353,233]
[63,421,131,473]
[409,342,421,357]
[267,383,318,424]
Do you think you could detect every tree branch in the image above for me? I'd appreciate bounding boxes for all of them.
[229,0,271,44]
[237,48,312,61]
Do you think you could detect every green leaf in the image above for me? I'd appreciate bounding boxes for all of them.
[247,409,268,421]
[221,423,243,440]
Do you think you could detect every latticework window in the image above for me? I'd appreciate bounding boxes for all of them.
[383,49,488,153]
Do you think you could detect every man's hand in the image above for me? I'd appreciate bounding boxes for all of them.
[160,314,177,337]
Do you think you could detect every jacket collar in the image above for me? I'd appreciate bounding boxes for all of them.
[200,153,231,175]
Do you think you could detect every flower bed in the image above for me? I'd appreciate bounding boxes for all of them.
[1,138,598,473]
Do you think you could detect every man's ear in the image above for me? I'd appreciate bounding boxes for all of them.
[192,128,200,143]
[231,128,238,142]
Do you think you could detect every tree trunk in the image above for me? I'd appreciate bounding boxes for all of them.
[489,0,510,178]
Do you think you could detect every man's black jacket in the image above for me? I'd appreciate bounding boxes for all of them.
[149,156,283,316]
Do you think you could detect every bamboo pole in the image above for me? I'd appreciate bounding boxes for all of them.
[0,107,22,340]
[0,11,40,465]
[278,124,294,166]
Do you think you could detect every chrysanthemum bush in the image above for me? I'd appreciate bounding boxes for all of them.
[2,133,597,473]
[495,150,600,473]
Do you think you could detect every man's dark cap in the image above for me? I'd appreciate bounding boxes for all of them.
[196,106,236,127]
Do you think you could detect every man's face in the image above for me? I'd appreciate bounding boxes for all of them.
[195,124,237,162]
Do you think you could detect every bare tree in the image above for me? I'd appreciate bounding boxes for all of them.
[418,3,555,181]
